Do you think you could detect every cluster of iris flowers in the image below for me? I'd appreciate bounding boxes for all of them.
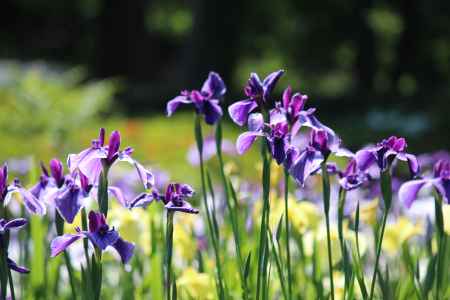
[0,68,448,300]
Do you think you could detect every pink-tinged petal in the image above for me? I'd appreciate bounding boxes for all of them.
[228,99,258,126]
[269,110,286,126]
[112,238,135,264]
[399,179,430,208]
[355,149,376,171]
[167,95,191,117]
[236,131,264,155]
[50,233,83,257]
[68,148,107,183]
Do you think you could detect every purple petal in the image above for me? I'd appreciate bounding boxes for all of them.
[118,154,154,189]
[355,149,376,171]
[262,70,284,101]
[203,99,223,125]
[107,130,121,163]
[108,186,128,208]
[167,95,191,117]
[50,233,83,257]
[432,178,450,204]
[68,148,107,183]
[289,149,324,186]
[201,71,226,98]
[236,131,264,155]
[271,137,287,165]
[4,218,27,231]
[88,211,106,233]
[8,258,30,274]
[284,146,299,170]
[165,200,199,214]
[49,159,64,187]
[228,99,258,126]
[399,179,430,208]
[112,237,135,264]
[128,192,154,209]
[248,113,264,132]
[55,186,83,224]
[15,186,46,215]
[397,153,420,177]
[87,230,119,250]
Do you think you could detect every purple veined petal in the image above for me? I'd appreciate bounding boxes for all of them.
[128,192,154,209]
[228,99,258,126]
[262,69,285,101]
[236,131,264,155]
[55,186,82,224]
[201,71,226,98]
[118,153,155,189]
[86,229,119,250]
[108,186,128,208]
[248,113,264,132]
[7,258,30,274]
[203,99,223,125]
[432,178,450,204]
[165,200,199,214]
[289,149,324,186]
[50,233,83,257]
[112,237,135,264]
[4,218,27,231]
[398,179,430,208]
[9,185,47,216]
[167,95,191,117]
[355,149,376,171]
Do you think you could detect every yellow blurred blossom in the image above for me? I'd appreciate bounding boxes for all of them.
[288,199,321,234]
[443,204,450,235]
[177,267,215,300]
[173,214,198,261]
[383,217,424,255]
[352,199,379,226]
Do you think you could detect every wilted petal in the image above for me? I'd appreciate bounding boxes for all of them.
[50,233,83,257]
[112,237,135,264]
[399,179,430,208]
[289,149,324,186]
[236,131,264,155]
[203,99,223,125]
[8,258,30,274]
[262,70,284,101]
[201,72,226,98]
[167,95,191,117]
[228,99,258,126]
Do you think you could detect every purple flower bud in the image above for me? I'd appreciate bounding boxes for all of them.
[0,164,8,201]
[107,130,121,163]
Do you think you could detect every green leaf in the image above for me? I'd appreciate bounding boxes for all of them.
[244,252,252,280]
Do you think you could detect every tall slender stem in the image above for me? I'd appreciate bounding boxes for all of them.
[283,168,292,300]
[7,268,14,300]
[321,162,334,300]
[369,170,392,300]
[434,194,446,299]
[165,211,174,300]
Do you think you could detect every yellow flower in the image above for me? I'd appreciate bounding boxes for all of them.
[352,199,379,226]
[173,214,198,261]
[442,204,450,235]
[177,267,215,300]
[382,217,424,255]
[288,199,321,234]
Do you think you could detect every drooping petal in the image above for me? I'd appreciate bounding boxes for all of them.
[236,131,264,155]
[8,185,47,216]
[289,149,324,186]
[7,258,30,274]
[4,218,27,230]
[128,192,154,209]
[167,95,191,117]
[55,186,83,224]
[262,69,284,101]
[112,237,135,264]
[397,153,420,177]
[228,99,258,126]
[165,200,199,214]
[50,233,83,257]
[355,149,376,171]
[201,72,226,98]
[118,153,154,189]
[432,178,450,204]
[108,186,128,208]
[399,179,430,208]
[87,230,119,250]
[203,99,223,125]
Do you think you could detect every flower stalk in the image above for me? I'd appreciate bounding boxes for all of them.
[321,162,334,300]
[164,211,174,300]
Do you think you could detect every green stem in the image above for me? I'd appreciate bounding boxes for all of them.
[434,195,446,300]
[321,162,334,300]
[81,208,91,271]
[7,268,14,300]
[284,168,292,300]
[369,170,392,300]
[165,211,174,300]
[97,165,110,217]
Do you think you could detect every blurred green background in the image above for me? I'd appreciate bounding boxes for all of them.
[0,0,449,176]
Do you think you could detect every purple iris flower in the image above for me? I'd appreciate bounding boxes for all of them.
[338,159,372,191]
[160,183,198,214]
[289,129,350,186]
[236,112,290,165]
[355,136,419,176]
[167,72,226,125]
[30,159,93,223]
[50,211,135,264]
[68,128,154,189]
[228,70,284,126]
[0,218,30,273]
[399,160,450,208]
[0,164,46,215]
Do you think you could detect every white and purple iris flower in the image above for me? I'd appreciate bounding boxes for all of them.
[355,136,419,176]
[228,70,284,126]
[67,128,154,190]
[399,159,450,208]
[50,211,135,264]
[338,159,372,191]
[167,72,226,125]
[0,218,30,273]
[0,164,46,216]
